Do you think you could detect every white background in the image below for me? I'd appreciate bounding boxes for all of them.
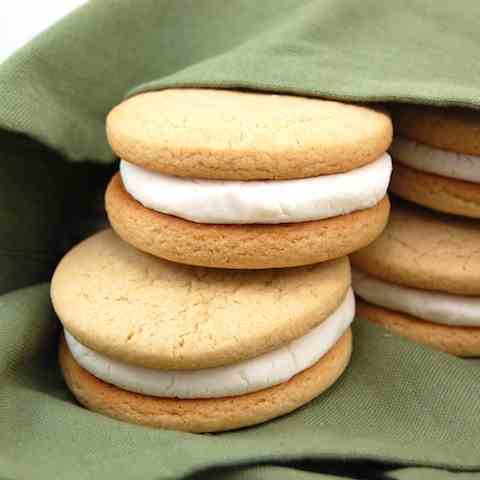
[1,0,87,63]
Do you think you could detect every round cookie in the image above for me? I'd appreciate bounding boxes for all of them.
[390,163,480,218]
[51,229,351,370]
[350,201,480,296]
[106,173,390,269]
[107,89,392,180]
[60,329,352,433]
[393,105,480,155]
[357,300,480,357]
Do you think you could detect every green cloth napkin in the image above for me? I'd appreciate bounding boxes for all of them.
[1,1,480,479]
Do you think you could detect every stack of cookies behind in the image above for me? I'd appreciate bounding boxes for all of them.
[52,89,393,432]
[352,107,480,356]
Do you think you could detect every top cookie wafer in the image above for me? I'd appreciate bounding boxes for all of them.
[107,89,392,180]
[394,105,480,155]
[51,229,351,370]
[351,201,480,296]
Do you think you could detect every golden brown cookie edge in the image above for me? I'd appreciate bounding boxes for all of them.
[394,105,480,155]
[357,299,480,357]
[60,329,352,433]
[390,163,480,219]
[106,173,390,269]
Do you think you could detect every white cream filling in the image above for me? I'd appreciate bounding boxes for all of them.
[352,270,480,327]
[65,288,354,399]
[391,137,480,183]
[119,155,391,224]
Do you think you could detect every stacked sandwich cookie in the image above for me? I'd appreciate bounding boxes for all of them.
[390,106,480,218]
[352,106,480,355]
[53,232,354,432]
[53,89,393,432]
[352,201,480,356]
[105,89,392,269]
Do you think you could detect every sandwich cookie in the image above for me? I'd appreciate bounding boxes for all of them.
[52,230,354,432]
[106,89,392,269]
[351,202,480,356]
[390,106,480,218]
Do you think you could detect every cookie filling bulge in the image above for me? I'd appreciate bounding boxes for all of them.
[353,270,480,326]
[391,138,480,183]
[119,155,391,224]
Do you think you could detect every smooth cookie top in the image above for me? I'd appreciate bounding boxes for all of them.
[351,201,480,295]
[394,105,480,155]
[51,230,350,369]
[107,89,392,180]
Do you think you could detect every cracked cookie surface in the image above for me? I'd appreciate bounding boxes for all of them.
[107,89,392,180]
[51,230,350,369]
[351,201,480,295]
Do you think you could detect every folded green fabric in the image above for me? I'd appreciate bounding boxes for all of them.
[1,1,480,479]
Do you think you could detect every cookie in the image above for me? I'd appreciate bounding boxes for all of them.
[391,106,480,217]
[393,105,480,156]
[352,269,480,328]
[351,201,480,355]
[390,163,480,218]
[63,287,355,399]
[390,137,480,184]
[351,201,480,296]
[51,229,351,370]
[357,300,480,357]
[60,329,352,433]
[105,89,392,267]
[107,89,392,180]
[106,174,390,269]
